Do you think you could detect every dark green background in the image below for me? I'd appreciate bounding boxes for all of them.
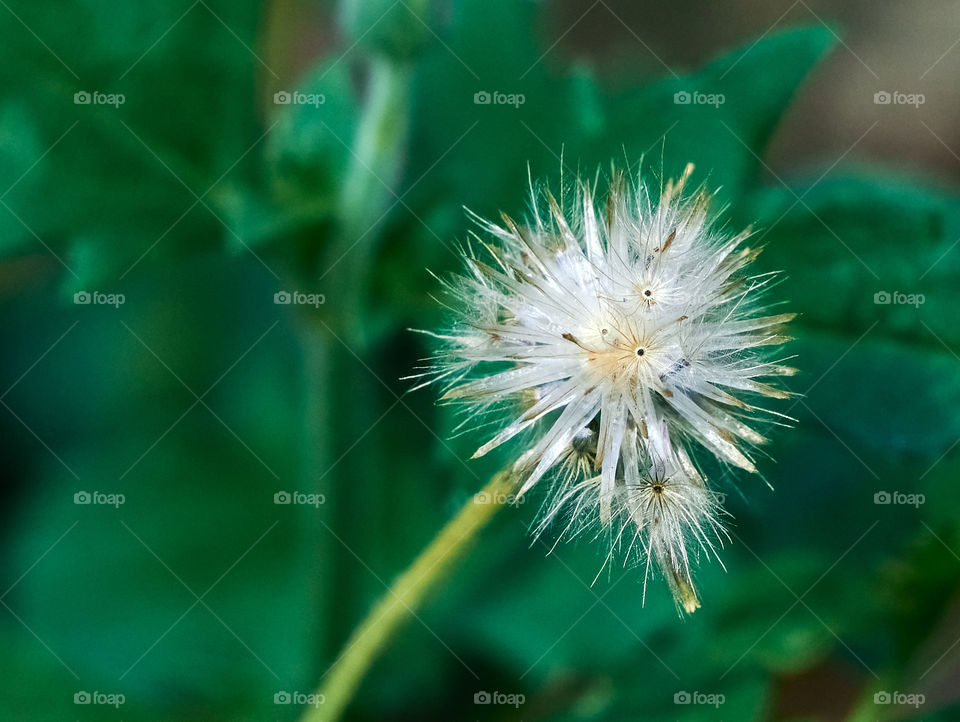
[1,1,959,720]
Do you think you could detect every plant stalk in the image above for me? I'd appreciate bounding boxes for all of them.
[300,470,514,722]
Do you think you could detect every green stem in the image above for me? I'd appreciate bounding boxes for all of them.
[338,55,411,235]
[296,316,336,665]
[300,471,515,722]
[844,676,895,722]
[335,55,411,347]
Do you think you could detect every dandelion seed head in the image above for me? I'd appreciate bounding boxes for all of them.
[418,162,794,610]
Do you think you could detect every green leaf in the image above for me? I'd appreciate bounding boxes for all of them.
[0,3,265,279]
[744,173,960,461]
[1,258,316,720]
[399,19,835,228]
[746,172,960,345]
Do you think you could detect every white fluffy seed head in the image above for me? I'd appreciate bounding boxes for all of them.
[417,163,795,611]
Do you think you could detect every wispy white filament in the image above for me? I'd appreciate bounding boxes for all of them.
[418,163,795,611]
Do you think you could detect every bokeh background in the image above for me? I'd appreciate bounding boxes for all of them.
[2,1,960,720]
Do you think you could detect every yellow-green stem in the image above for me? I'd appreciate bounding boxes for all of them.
[300,471,514,722]
[844,676,896,722]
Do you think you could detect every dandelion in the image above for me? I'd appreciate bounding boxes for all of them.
[418,163,795,610]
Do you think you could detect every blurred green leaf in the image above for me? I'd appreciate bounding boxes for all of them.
[745,173,960,461]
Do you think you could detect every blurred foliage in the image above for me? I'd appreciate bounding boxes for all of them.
[1,1,960,721]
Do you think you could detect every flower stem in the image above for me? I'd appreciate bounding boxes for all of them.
[296,315,337,664]
[843,677,896,722]
[300,470,514,722]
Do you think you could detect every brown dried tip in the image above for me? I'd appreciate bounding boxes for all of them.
[673,571,701,614]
